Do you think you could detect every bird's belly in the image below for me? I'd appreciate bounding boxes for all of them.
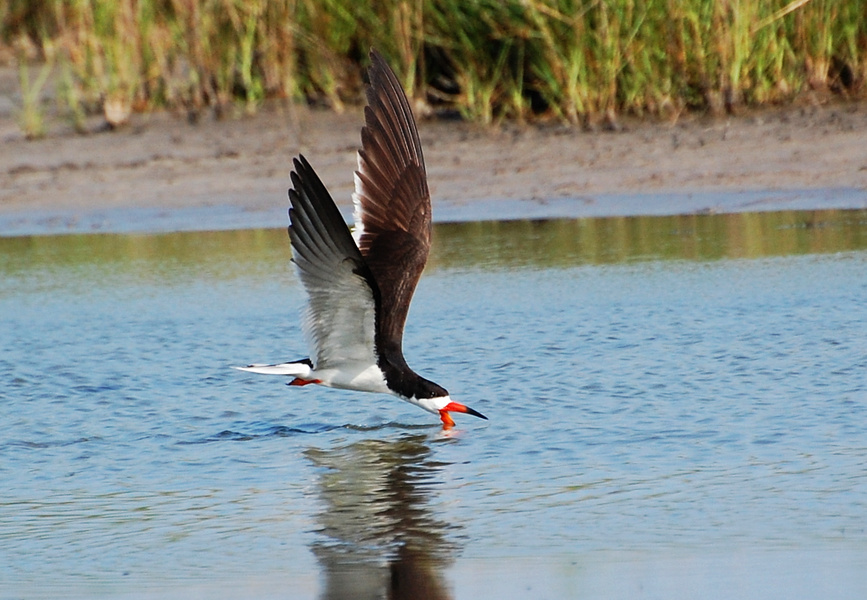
[317,363,390,394]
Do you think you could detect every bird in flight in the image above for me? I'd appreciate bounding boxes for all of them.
[238,50,487,429]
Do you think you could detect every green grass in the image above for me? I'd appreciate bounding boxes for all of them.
[2,0,866,129]
[15,52,53,139]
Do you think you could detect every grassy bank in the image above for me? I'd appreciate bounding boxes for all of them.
[3,0,866,131]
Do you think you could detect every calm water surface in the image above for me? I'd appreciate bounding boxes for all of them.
[2,210,867,599]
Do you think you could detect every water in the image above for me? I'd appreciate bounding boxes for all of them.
[2,209,867,599]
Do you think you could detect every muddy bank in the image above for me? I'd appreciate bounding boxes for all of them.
[1,94,866,236]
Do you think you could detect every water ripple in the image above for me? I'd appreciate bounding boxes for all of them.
[2,218,867,597]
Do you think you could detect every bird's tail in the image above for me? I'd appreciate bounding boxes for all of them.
[234,358,313,377]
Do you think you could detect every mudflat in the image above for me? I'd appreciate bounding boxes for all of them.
[2,87,866,234]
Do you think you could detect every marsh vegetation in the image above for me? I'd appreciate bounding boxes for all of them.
[2,0,866,135]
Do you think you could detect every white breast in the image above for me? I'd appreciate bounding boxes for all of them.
[314,363,390,394]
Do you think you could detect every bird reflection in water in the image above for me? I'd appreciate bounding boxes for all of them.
[306,433,458,600]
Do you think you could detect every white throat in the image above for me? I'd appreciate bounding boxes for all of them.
[405,395,452,415]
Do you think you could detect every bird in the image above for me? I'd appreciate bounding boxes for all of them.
[237,49,487,429]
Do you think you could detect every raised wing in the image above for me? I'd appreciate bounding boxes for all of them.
[288,155,379,369]
[352,49,431,357]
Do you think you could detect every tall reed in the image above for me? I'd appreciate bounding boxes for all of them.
[2,0,866,127]
[16,55,53,138]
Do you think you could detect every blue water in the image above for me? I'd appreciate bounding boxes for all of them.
[2,211,867,599]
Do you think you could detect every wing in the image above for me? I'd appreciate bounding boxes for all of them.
[288,155,379,369]
[352,49,431,356]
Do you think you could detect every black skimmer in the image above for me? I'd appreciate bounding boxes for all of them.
[238,50,486,429]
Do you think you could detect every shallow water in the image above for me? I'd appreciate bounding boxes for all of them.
[2,209,867,599]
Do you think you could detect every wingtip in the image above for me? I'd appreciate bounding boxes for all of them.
[364,48,403,104]
[369,47,385,65]
[290,155,311,182]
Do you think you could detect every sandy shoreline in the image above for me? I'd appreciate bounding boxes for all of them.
[2,94,867,236]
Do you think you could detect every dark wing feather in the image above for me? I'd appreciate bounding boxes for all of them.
[352,49,431,357]
[288,155,379,369]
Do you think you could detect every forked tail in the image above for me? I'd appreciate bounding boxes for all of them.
[233,358,313,377]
